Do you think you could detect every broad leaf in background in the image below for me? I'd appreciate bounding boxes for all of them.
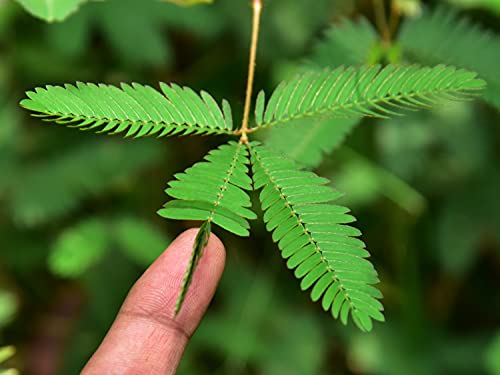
[15,0,87,22]
[49,218,110,278]
[0,289,17,329]
[49,216,170,278]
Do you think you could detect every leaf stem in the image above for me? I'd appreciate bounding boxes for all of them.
[239,0,263,144]
[373,0,391,44]
[388,1,402,37]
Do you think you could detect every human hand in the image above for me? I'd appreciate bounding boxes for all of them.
[82,228,225,375]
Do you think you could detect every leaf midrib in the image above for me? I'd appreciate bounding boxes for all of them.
[32,109,234,135]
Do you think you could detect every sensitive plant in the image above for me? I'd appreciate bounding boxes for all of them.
[18,0,486,332]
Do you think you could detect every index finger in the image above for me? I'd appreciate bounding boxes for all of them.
[83,228,226,375]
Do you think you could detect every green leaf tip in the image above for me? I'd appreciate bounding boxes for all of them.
[175,221,211,315]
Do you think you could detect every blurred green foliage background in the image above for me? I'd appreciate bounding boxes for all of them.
[0,0,499,374]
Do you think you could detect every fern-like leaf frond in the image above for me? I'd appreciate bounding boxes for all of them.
[254,65,485,130]
[249,142,384,332]
[263,18,377,169]
[158,141,255,313]
[265,116,359,169]
[20,83,234,138]
[158,141,255,237]
[11,141,162,227]
[399,6,500,109]
[307,17,378,67]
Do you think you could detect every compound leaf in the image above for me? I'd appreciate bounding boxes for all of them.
[159,141,255,313]
[306,17,379,68]
[20,83,234,138]
[249,142,384,332]
[158,141,255,236]
[255,65,485,130]
[399,6,500,109]
[265,17,378,168]
[265,116,359,169]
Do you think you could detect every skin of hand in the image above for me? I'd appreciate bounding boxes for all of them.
[82,228,226,375]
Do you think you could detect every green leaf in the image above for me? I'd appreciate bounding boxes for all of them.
[113,217,170,267]
[486,331,500,375]
[0,290,17,329]
[399,6,500,109]
[249,142,384,332]
[49,218,110,278]
[263,17,376,169]
[0,346,15,364]
[175,221,211,315]
[20,83,234,139]
[10,141,162,227]
[306,17,379,67]
[158,141,255,237]
[265,116,360,169]
[15,0,87,22]
[256,65,485,130]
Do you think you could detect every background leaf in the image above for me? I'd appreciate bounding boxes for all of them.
[14,0,87,22]
[49,218,110,278]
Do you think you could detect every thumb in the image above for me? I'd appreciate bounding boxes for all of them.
[83,228,226,375]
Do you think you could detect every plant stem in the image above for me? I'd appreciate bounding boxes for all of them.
[388,1,401,37]
[373,0,391,44]
[239,0,262,144]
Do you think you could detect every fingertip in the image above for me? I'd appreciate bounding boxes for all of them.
[122,227,226,333]
[83,227,227,374]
